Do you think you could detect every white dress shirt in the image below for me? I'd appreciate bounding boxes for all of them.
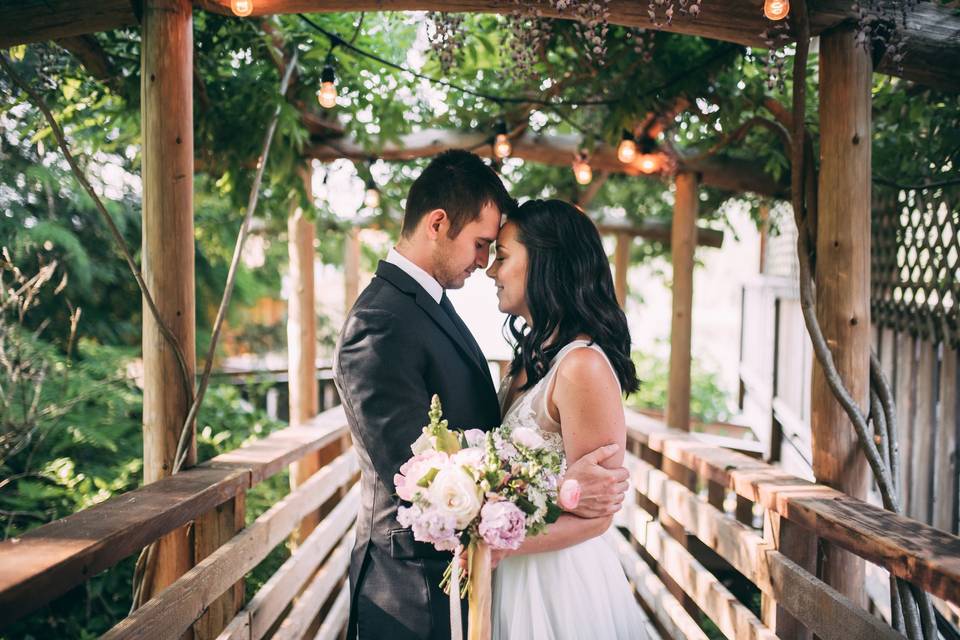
[384,248,443,304]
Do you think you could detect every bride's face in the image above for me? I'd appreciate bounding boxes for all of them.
[486,221,530,320]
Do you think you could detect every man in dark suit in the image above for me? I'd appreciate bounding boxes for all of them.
[335,150,629,640]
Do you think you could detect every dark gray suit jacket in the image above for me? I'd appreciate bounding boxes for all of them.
[334,260,500,640]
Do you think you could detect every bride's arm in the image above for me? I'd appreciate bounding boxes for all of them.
[496,348,626,562]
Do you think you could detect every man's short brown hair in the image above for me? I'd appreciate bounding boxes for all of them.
[401,150,516,238]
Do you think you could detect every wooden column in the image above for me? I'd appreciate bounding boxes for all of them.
[666,172,698,432]
[287,188,320,543]
[812,26,872,604]
[758,201,770,273]
[613,231,630,308]
[140,0,196,602]
[344,226,361,313]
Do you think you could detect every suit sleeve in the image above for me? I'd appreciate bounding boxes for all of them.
[335,308,431,495]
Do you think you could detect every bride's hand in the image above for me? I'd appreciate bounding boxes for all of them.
[490,548,511,569]
[562,443,629,518]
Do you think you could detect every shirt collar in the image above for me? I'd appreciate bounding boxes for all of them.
[385,247,443,304]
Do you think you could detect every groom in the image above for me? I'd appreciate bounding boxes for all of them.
[334,150,630,640]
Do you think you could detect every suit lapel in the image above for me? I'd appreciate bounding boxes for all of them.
[375,261,495,392]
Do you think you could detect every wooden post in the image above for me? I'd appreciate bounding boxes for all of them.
[758,201,770,273]
[812,25,872,604]
[666,172,698,432]
[140,0,196,602]
[287,174,320,544]
[613,231,630,308]
[344,226,361,313]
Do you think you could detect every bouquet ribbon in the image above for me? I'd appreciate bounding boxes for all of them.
[449,542,493,640]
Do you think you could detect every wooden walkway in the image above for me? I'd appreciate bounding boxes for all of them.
[1,406,959,639]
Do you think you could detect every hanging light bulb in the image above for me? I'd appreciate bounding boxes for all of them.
[572,153,593,185]
[638,154,661,174]
[617,130,637,164]
[230,0,253,17]
[318,60,338,109]
[636,136,663,174]
[763,0,790,21]
[364,177,381,209]
[493,121,512,159]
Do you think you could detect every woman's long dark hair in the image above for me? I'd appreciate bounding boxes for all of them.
[506,199,639,395]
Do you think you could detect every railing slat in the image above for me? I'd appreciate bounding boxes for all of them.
[101,452,358,640]
[610,529,704,640]
[311,584,350,640]
[625,510,776,640]
[625,452,905,640]
[626,410,960,604]
[248,484,358,639]
[271,531,353,640]
[0,465,248,622]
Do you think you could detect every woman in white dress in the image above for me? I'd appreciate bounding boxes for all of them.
[485,199,652,639]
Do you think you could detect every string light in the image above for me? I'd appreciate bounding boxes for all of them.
[318,58,338,109]
[572,152,593,185]
[364,176,381,208]
[617,130,637,164]
[493,121,512,159]
[636,136,663,174]
[763,0,790,21]
[230,0,253,17]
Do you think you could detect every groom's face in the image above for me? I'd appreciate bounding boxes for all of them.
[433,202,502,289]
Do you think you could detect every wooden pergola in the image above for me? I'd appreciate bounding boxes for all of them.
[1,2,960,639]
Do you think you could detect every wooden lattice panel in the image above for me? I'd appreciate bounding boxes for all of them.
[872,188,959,348]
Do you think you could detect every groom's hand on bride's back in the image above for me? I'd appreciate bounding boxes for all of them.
[562,443,629,518]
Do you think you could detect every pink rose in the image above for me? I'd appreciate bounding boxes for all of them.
[478,501,526,550]
[452,446,485,469]
[558,478,581,511]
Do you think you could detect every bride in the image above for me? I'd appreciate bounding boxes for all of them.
[485,199,652,639]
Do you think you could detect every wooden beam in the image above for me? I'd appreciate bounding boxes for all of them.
[140,0,196,603]
[597,219,724,249]
[4,0,957,89]
[666,172,698,432]
[812,25,872,605]
[307,130,788,199]
[287,167,321,544]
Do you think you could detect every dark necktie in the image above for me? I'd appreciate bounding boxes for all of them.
[439,292,486,368]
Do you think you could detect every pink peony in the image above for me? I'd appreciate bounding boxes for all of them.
[395,451,448,501]
[478,501,526,550]
[405,506,459,551]
[558,478,581,511]
[463,429,487,448]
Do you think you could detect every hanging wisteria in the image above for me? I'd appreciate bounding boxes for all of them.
[425,11,465,73]
[852,0,917,71]
[760,21,791,91]
[647,0,704,28]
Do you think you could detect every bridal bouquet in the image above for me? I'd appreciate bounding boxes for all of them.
[394,395,570,640]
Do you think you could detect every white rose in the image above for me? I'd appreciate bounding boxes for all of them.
[511,426,546,450]
[427,466,482,529]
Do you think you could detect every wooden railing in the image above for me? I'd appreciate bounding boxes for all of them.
[3,405,960,639]
[616,411,960,640]
[0,405,356,639]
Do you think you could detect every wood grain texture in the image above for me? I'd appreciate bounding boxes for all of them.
[102,458,358,640]
[624,410,960,605]
[934,347,958,534]
[811,26,872,604]
[666,172,698,433]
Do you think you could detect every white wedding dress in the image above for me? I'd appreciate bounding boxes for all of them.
[491,340,653,640]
